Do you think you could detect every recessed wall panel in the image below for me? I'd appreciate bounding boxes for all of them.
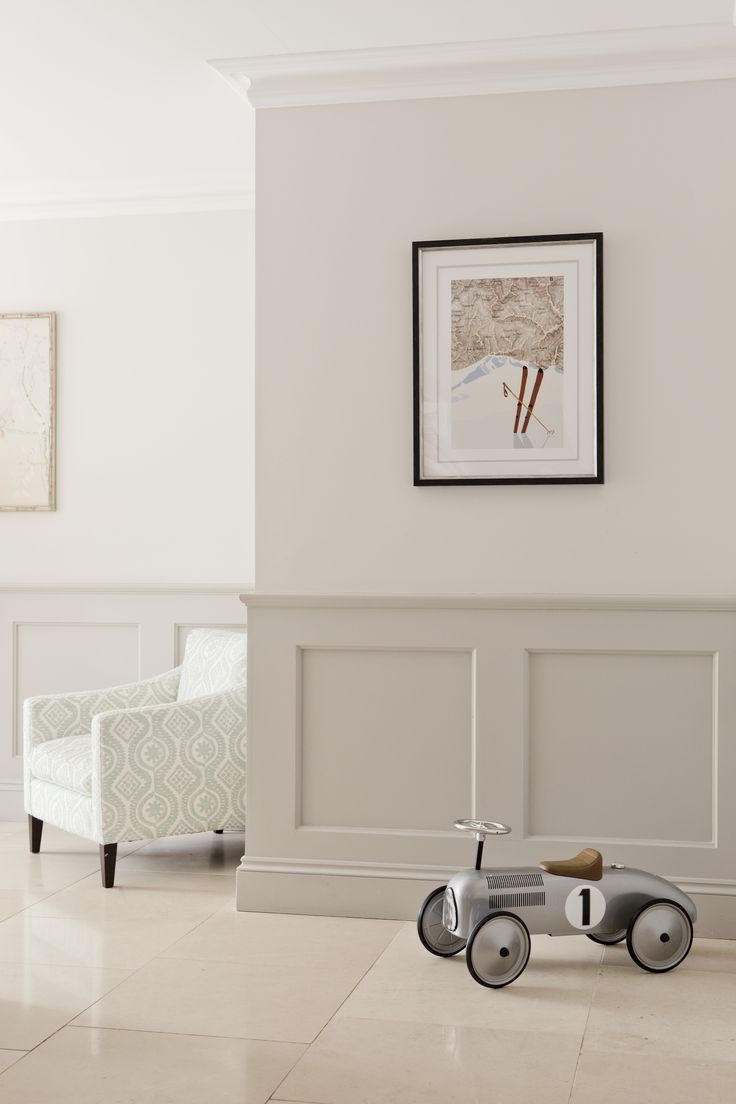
[300,647,473,831]
[527,651,714,843]
[14,623,140,755]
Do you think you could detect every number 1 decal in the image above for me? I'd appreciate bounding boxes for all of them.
[564,885,605,930]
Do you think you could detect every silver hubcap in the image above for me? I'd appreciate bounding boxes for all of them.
[470,915,530,985]
[630,903,691,970]
[423,894,464,952]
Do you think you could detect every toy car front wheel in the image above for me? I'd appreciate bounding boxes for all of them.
[417,886,466,957]
[627,899,693,973]
[466,911,531,988]
[586,929,627,945]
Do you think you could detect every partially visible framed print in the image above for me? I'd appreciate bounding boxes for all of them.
[413,233,603,485]
[0,312,56,510]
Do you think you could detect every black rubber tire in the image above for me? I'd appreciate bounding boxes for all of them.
[586,930,627,946]
[417,885,466,957]
[626,898,693,974]
[466,911,531,988]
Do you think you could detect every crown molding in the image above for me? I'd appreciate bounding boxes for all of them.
[0,187,255,223]
[211,22,736,109]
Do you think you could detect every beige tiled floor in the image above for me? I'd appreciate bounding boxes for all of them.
[0,824,734,1103]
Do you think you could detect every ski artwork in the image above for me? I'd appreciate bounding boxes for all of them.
[413,234,603,485]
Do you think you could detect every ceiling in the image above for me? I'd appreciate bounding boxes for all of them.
[1,0,733,215]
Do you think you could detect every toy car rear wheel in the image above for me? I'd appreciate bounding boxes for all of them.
[626,899,693,973]
[586,930,627,945]
[417,886,466,957]
[466,911,531,988]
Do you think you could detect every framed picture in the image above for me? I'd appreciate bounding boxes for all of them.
[0,312,56,510]
[413,233,603,485]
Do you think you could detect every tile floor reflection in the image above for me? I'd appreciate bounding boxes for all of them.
[0,823,733,1103]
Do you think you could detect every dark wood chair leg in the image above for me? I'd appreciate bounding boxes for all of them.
[28,815,43,854]
[100,843,118,888]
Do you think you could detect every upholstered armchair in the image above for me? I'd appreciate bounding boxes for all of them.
[23,629,246,887]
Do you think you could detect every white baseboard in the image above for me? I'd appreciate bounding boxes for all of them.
[237,866,441,921]
[0,784,24,821]
[236,861,736,938]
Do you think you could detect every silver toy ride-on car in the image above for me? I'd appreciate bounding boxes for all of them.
[418,819,696,988]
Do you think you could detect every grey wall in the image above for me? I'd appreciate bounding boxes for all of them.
[238,595,735,935]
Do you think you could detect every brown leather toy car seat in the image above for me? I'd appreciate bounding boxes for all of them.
[538,848,603,881]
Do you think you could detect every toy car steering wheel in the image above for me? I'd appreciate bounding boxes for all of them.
[454,819,512,840]
[454,820,511,869]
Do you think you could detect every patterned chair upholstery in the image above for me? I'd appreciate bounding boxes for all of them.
[23,629,246,887]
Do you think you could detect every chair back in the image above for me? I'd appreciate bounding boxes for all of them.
[177,629,247,702]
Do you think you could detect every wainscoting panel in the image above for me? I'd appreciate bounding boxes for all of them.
[238,596,736,934]
[0,589,246,819]
[527,650,715,845]
[299,646,474,831]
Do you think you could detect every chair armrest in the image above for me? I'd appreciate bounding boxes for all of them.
[91,688,246,842]
[23,667,183,749]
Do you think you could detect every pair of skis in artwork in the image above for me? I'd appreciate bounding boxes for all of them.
[503,365,554,437]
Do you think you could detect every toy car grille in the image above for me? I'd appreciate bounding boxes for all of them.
[486,872,544,889]
[488,891,546,909]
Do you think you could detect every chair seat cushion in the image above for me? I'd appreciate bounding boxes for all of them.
[30,735,92,795]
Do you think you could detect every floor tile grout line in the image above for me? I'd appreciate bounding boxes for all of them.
[265,924,408,1103]
[153,913,403,969]
[0,910,401,1073]
[0,870,102,923]
[566,951,604,1104]
[0,896,52,924]
[594,960,726,977]
[0,1050,27,1062]
[18,899,235,923]
[1,835,147,887]
[0,890,234,1075]
[1,843,148,908]
[65,1023,310,1046]
[0,899,230,971]
[0,1018,79,1074]
[270,1098,323,1103]
[0,1052,28,1078]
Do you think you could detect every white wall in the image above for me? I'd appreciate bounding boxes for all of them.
[0,208,254,588]
[256,79,736,595]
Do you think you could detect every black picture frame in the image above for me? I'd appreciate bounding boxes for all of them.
[412,231,600,483]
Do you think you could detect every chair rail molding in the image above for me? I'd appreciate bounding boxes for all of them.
[211,22,736,109]
[240,593,736,612]
[0,588,247,819]
[0,186,255,223]
[237,593,736,937]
